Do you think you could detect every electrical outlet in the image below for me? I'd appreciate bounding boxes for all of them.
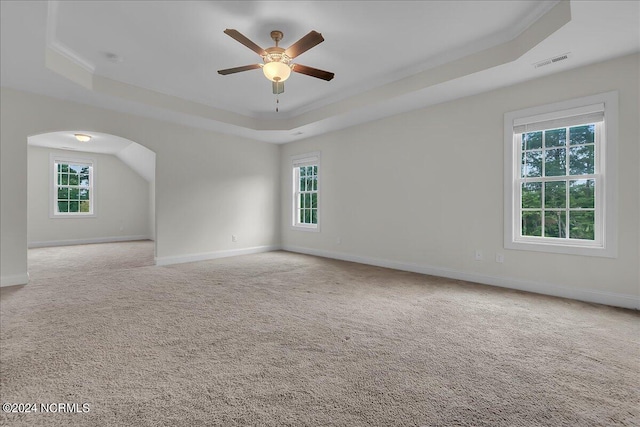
[475,250,483,261]
[495,253,504,263]
[231,235,237,242]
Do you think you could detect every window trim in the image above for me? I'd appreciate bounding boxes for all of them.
[291,151,320,232]
[50,154,97,218]
[504,91,618,257]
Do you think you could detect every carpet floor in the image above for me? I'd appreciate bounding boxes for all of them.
[1,242,638,426]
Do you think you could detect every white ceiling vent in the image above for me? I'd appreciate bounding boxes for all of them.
[534,52,571,69]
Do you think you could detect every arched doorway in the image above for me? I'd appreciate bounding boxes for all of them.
[26,131,156,279]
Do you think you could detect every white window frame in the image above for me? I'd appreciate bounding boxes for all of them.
[50,154,97,218]
[291,151,320,232]
[504,91,618,257]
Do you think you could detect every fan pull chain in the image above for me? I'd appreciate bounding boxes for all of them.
[276,94,279,113]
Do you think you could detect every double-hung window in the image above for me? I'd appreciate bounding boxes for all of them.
[504,92,617,257]
[51,155,95,217]
[292,152,320,231]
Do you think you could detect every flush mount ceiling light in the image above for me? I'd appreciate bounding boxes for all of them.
[74,134,92,142]
[218,29,334,111]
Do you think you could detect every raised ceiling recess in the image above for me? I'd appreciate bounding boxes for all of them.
[1,1,638,142]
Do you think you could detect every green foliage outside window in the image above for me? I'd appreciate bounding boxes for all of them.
[56,163,91,214]
[520,125,595,240]
[297,165,318,225]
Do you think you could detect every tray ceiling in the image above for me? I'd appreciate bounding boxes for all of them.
[1,1,638,143]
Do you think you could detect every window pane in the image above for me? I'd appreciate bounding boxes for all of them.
[58,201,68,213]
[80,174,90,186]
[569,124,595,145]
[57,163,62,172]
[79,189,89,200]
[522,182,541,209]
[311,209,317,224]
[299,177,306,192]
[569,145,594,175]
[69,188,79,200]
[306,178,313,190]
[522,211,542,236]
[69,201,79,212]
[80,201,90,213]
[68,174,79,185]
[299,194,305,209]
[522,151,542,177]
[61,174,69,185]
[545,128,566,148]
[523,131,542,150]
[313,165,318,176]
[304,209,311,224]
[570,179,595,209]
[544,211,566,238]
[300,209,304,223]
[60,164,69,173]
[544,148,566,176]
[300,167,306,177]
[312,177,318,191]
[311,193,317,208]
[544,181,566,208]
[57,187,69,199]
[569,211,595,240]
[304,193,311,208]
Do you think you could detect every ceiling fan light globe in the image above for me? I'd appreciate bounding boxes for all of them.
[263,61,291,82]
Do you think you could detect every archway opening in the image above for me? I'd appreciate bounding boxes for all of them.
[27,131,156,279]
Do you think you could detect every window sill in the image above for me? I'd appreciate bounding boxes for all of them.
[291,224,319,233]
[50,213,97,219]
[506,239,616,258]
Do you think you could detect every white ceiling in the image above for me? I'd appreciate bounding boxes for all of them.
[2,1,639,144]
[29,131,156,183]
[29,131,133,154]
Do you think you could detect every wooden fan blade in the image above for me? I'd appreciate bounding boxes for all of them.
[284,31,324,59]
[292,64,334,81]
[223,29,266,56]
[217,64,261,75]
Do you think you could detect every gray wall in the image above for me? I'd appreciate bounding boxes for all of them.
[0,87,281,284]
[280,53,640,308]
[1,54,637,308]
[27,146,151,246]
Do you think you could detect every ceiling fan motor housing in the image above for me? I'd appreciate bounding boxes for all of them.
[270,30,284,45]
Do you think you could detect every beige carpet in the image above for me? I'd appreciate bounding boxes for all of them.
[26,240,156,280]
[1,242,638,426]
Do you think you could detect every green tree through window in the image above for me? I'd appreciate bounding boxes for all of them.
[54,160,93,215]
[292,153,320,230]
[520,124,596,240]
[296,165,318,225]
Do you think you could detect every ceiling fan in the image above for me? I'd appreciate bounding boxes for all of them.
[217,29,335,97]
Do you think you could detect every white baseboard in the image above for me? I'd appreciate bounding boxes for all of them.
[155,245,280,266]
[282,245,639,310]
[28,235,152,248]
[1,273,29,288]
